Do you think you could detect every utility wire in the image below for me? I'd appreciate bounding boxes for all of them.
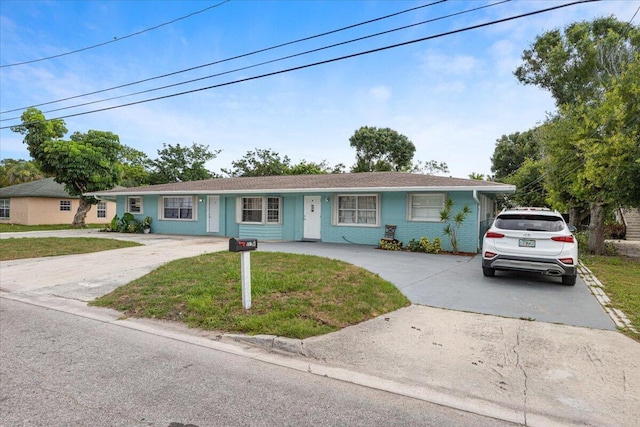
[1,0,510,121]
[0,0,447,115]
[0,0,597,130]
[0,0,232,68]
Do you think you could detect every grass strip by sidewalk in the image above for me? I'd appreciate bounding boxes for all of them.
[0,237,141,261]
[91,251,410,339]
[581,255,640,341]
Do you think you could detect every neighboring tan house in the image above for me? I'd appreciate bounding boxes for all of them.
[0,178,115,225]
[89,172,515,253]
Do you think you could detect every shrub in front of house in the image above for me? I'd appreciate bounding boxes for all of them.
[379,239,403,251]
[406,237,442,254]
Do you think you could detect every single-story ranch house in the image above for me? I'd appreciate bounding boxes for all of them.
[88,172,515,253]
[0,177,115,225]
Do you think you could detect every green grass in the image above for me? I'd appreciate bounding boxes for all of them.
[91,251,410,339]
[0,223,104,233]
[582,255,640,341]
[0,237,141,261]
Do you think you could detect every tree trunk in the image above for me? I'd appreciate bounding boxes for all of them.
[569,206,580,228]
[588,202,606,255]
[568,205,589,229]
[72,198,93,228]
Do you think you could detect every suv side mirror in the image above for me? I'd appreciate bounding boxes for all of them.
[568,225,577,233]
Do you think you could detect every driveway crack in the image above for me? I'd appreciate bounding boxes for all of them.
[514,324,528,425]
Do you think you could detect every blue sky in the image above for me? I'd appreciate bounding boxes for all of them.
[1,0,637,178]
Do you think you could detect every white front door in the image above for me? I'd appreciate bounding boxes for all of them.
[207,196,220,233]
[303,195,321,240]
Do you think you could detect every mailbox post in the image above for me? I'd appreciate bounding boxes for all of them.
[229,238,258,309]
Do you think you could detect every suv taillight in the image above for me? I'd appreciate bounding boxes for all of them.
[552,236,574,243]
[485,232,504,238]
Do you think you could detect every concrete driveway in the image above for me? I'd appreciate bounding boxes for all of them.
[260,242,615,330]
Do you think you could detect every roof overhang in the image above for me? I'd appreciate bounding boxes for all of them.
[88,184,516,197]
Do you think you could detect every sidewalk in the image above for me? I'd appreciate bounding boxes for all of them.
[1,230,639,426]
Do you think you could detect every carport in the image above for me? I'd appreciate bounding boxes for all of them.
[260,242,615,330]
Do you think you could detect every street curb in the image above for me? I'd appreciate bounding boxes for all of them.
[224,333,307,356]
[578,261,637,333]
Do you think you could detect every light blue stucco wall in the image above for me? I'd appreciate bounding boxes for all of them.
[115,191,481,253]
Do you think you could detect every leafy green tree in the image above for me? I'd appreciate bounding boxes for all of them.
[222,148,291,177]
[515,17,639,254]
[411,160,450,175]
[538,57,640,253]
[118,146,152,187]
[10,108,122,227]
[490,130,540,181]
[288,160,335,175]
[501,158,547,208]
[0,159,47,187]
[148,143,219,184]
[349,126,416,172]
[514,17,639,106]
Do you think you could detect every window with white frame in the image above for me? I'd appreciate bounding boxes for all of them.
[162,196,194,220]
[60,200,71,211]
[336,194,378,226]
[97,201,107,218]
[0,199,9,219]
[408,193,445,221]
[127,196,142,214]
[237,196,281,224]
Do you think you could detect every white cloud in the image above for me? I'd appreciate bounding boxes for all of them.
[369,85,391,101]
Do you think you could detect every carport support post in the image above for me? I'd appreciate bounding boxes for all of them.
[241,251,251,309]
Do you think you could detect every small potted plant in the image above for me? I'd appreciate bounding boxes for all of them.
[142,216,152,234]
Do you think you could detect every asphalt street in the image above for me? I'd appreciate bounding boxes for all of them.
[0,298,515,427]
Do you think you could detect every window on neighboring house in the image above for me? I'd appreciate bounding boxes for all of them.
[0,199,9,219]
[60,200,71,211]
[237,197,281,224]
[128,196,142,214]
[408,193,445,222]
[162,196,194,220]
[97,201,107,218]
[336,194,378,226]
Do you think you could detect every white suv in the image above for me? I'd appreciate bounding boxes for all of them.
[482,208,578,285]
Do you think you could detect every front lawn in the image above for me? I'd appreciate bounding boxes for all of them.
[91,251,410,339]
[582,255,640,341]
[0,237,141,261]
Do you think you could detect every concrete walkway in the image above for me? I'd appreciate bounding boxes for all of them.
[1,230,638,426]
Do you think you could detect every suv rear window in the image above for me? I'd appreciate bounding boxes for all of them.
[495,214,565,232]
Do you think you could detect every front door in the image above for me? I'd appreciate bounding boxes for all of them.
[207,196,220,233]
[303,195,321,240]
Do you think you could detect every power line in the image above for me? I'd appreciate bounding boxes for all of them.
[1,0,510,121]
[0,0,597,130]
[0,0,232,68]
[0,0,447,115]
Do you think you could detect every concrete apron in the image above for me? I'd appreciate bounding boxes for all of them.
[1,230,639,426]
[0,230,230,301]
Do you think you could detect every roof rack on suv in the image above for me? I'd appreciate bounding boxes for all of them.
[509,207,551,211]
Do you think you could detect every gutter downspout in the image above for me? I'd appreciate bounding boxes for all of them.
[473,190,481,252]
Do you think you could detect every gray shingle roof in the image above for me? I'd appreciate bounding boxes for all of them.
[0,177,75,198]
[88,172,515,196]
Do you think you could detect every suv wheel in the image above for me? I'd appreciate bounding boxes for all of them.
[562,274,576,286]
[483,267,495,277]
